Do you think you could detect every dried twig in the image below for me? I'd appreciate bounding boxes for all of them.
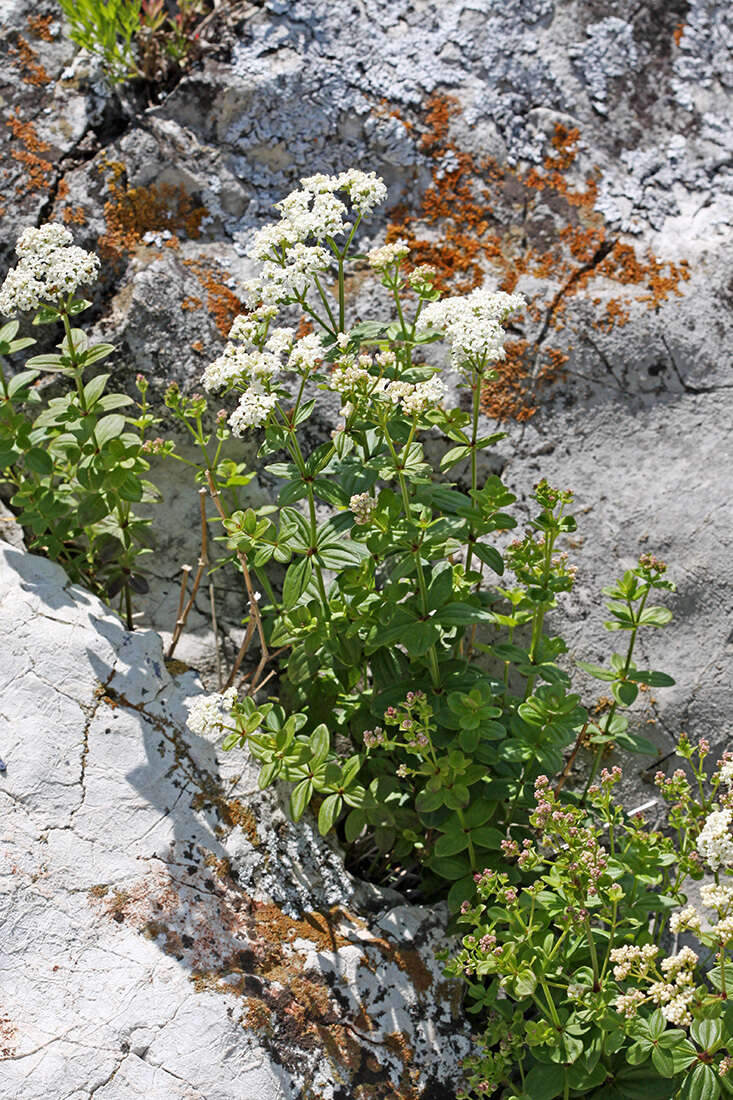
[209,576,222,689]
[205,470,284,695]
[224,616,255,690]
[554,720,589,795]
[166,488,210,659]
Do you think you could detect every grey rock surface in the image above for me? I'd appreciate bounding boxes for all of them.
[0,544,469,1099]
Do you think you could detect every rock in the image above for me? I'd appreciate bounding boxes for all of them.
[0,545,469,1099]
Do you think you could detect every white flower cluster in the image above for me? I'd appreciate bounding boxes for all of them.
[697,807,733,870]
[202,344,282,392]
[718,757,733,786]
[713,915,733,943]
[228,305,278,342]
[417,288,525,369]
[228,389,278,436]
[385,376,445,415]
[700,881,733,913]
[245,170,387,307]
[669,905,702,934]
[187,687,237,738]
[245,243,331,306]
[367,239,409,270]
[614,989,645,1018]
[610,943,658,981]
[349,492,376,525]
[288,331,325,373]
[0,223,100,316]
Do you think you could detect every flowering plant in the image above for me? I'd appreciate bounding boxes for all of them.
[447,743,733,1098]
[0,225,159,625]
[172,170,678,905]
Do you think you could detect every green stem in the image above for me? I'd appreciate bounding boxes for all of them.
[583,915,601,990]
[312,273,337,331]
[582,587,650,801]
[463,371,482,581]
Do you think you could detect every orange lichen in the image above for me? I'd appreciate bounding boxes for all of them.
[673,22,685,46]
[181,295,203,311]
[10,35,50,85]
[182,258,247,337]
[98,158,207,260]
[27,14,55,41]
[6,112,53,194]
[387,94,691,420]
[61,204,87,226]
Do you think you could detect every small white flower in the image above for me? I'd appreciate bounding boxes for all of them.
[367,240,409,270]
[349,492,376,525]
[187,687,238,737]
[384,376,445,415]
[697,807,733,871]
[711,916,733,944]
[660,946,698,977]
[265,326,295,358]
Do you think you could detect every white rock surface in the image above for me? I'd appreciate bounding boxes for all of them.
[0,545,468,1099]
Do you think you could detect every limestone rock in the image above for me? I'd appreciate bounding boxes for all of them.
[0,545,469,1099]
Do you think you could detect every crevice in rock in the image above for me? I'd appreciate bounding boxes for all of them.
[531,237,618,378]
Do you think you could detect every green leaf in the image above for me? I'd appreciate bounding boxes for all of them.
[469,825,503,850]
[473,543,504,575]
[95,414,126,445]
[690,1018,722,1053]
[290,778,313,822]
[612,680,639,707]
[435,602,494,626]
[77,494,110,527]
[83,374,110,407]
[679,1063,720,1100]
[403,619,440,656]
[428,854,471,881]
[576,660,617,682]
[317,541,368,571]
[627,669,676,686]
[639,605,673,627]
[434,830,470,857]
[24,447,53,475]
[523,1063,565,1100]
[709,964,733,993]
[439,445,471,471]
[345,808,366,843]
[317,793,342,835]
[82,342,115,366]
[282,556,313,609]
[7,370,40,397]
[309,723,330,766]
[26,353,71,373]
[514,969,537,997]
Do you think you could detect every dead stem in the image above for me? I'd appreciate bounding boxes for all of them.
[205,470,283,695]
[166,488,209,659]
